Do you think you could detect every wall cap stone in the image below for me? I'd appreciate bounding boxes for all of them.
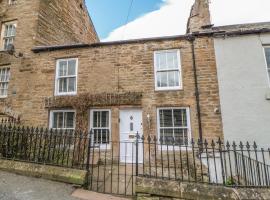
[0,159,87,185]
[136,177,270,200]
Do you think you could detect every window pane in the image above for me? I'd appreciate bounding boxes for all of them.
[167,51,178,69]
[265,48,270,68]
[58,78,67,92]
[53,112,63,129]
[159,109,173,127]
[65,112,75,128]
[160,128,174,143]
[157,53,167,70]
[93,111,99,127]
[157,72,168,87]
[59,61,67,76]
[168,71,176,87]
[68,60,76,75]
[101,129,110,144]
[174,128,188,145]
[101,111,109,127]
[174,109,187,127]
[11,25,16,36]
[68,77,76,92]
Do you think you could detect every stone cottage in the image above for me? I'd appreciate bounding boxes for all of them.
[0,0,224,162]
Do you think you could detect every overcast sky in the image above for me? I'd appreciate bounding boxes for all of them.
[87,0,270,41]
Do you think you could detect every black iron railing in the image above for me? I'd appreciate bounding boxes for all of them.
[0,124,89,169]
[0,123,270,197]
[0,118,20,125]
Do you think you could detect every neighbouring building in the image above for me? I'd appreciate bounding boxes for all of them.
[213,22,270,147]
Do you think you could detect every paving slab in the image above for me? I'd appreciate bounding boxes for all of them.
[72,189,130,200]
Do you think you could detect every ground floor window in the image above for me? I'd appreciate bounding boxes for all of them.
[157,107,191,146]
[0,67,10,98]
[90,109,111,147]
[49,110,75,130]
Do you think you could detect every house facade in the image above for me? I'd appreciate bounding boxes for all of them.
[213,23,270,147]
[0,0,226,156]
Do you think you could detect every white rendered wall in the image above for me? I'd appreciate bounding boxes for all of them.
[214,34,270,148]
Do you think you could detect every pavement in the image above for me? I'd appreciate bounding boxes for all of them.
[0,171,129,200]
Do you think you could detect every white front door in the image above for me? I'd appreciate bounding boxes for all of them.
[120,109,143,163]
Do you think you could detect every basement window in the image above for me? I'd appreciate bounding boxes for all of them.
[264,47,270,85]
[55,58,78,96]
[1,21,17,50]
[0,67,10,98]
[154,49,182,91]
[50,110,75,130]
[157,107,191,147]
[90,109,111,148]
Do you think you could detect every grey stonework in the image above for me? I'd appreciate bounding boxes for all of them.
[136,177,270,200]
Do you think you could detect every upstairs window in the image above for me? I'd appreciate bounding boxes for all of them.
[1,21,17,50]
[264,47,270,83]
[50,110,75,130]
[154,50,182,91]
[55,58,78,96]
[157,107,191,146]
[0,67,10,98]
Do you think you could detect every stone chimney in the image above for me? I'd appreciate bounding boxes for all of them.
[187,0,211,33]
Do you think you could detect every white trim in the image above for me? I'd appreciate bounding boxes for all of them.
[263,46,270,87]
[154,49,183,91]
[54,58,78,96]
[49,109,76,130]
[89,109,111,149]
[157,107,192,150]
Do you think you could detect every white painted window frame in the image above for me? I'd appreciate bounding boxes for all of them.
[154,49,183,91]
[0,21,17,51]
[0,67,10,98]
[55,58,78,96]
[157,107,191,150]
[49,110,76,130]
[8,0,17,5]
[263,46,270,87]
[90,109,111,149]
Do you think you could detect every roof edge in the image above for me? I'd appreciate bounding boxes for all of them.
[32,27,270,53]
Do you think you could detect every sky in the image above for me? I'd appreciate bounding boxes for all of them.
[86,0,270,42]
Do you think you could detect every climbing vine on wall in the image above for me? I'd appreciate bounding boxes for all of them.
[44,92,143,131]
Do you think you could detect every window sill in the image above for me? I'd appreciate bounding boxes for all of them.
[54,93,77,97]
[158,145,191,151]
[92,144,111,150]
[155,87,183,92]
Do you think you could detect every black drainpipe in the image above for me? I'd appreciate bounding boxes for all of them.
[187,34,203,141]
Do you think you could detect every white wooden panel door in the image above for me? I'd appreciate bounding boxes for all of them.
[120,109,143,163]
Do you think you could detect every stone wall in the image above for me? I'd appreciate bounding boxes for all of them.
[0,0,40,56]
[0,0,98,55]
[2,36,223,141]
[36,0,99,46]
[136,177,270,200]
